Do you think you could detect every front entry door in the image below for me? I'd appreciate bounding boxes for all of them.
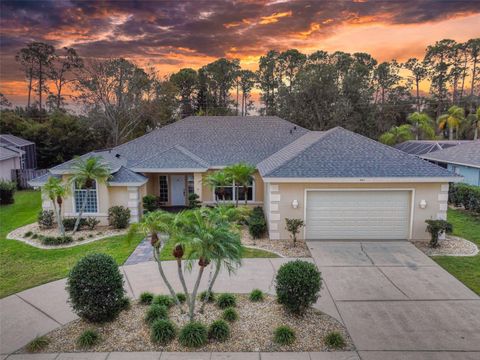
[171,175,186,206]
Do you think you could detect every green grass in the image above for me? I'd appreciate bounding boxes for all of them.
[433,208,480,295]
[0,191,143,298]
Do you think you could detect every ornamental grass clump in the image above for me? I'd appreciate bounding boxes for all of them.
[216,293,236,309]
[324,331,346,349]
[26,336,50,353]
[77,329,101,349]
[176,293,187,304]
[145,304,168,324]
[150,319,176,345]
[222,307,238,322]
[139,291,154,305]
[199,290,216,302]
[208,320,230,342]
[273,325,296,345]
[249,289,264,302]
[179,322,208,348]
[153,294,175,308]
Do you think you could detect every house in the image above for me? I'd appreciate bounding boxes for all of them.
[0,145,24,181]
[394,140,472,157]
[0,134,37,169]
[29,116,459,241]
[420,141,480,186]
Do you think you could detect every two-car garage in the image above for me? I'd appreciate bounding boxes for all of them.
[305,190,412,240]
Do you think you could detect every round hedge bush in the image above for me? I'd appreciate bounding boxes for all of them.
[216,293,236,309]
[179,322,208,348]
[222,307,238,322]
[208,320,230,342]
[145,304,168,324]
[67,253,125,322]
[151,319,176,345]
[273,325,296,345]
[275,260,321,314]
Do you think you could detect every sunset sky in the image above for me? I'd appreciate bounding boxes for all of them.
[1,0,480,105]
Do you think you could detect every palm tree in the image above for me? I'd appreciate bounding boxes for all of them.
[437,105,465,140]
[69,156,110,234]
[42,176,69,236]
[466,107,480,140]
[225,162,256,206]
[379,124,414,145]
[204,170,232,203]
[407,112,435,140]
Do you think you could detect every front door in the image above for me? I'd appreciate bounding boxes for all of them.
[171,175,186,206]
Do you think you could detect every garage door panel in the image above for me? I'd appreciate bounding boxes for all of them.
[306,190,410,240]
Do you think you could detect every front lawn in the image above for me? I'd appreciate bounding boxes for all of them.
[433,208,480,295]
[0,191,143,298]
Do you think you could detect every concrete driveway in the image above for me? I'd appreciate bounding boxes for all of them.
[307,241,480,359]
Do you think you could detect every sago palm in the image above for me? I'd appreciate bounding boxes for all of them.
[42,176,69,236]
[69,156,110,233]
[407,112,435,140]
[225,162,256,206]
[379,124,414,145]
[205,170,232,203]
[437,105,465,140]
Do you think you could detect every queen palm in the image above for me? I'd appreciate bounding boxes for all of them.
[379,124,414,145]
[437,105,465,140]
[42,176,69,236]
[225,162,256,206]
[407,112,435,140]
[69,156,110,234]
[205,170,232,203]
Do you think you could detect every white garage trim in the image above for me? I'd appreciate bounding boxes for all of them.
[303,188,415,240]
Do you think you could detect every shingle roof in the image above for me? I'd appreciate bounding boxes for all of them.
[50,150,127,174]
[0,134,34,147]
[395,140,472,156]
[115,116,308,167]
[0,146,23,161]
[108,166,148,185]
[27,172,61,187]
[130,145,209,171]
[262,127,458,179]
[420,141,480,168]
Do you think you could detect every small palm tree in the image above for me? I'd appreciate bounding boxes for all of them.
[225,162,256,206]
[42,176,69,236]
[69,156,110,234]
[205,170,232,203]
[437,105,465,140]
[466,107,480,140]
[379,124,414,145]
[407,112,435,140]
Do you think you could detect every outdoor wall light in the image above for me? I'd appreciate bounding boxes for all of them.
[419,200,427,209]
[292,199,299,209]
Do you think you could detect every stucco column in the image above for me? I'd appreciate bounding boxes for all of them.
[194,172,203,201]
[268,184,281,240]
[127,186,141,223]
[437,183,449,240]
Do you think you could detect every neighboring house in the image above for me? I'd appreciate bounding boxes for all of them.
[30,116,459,241]
[420,142,480,186]
[395,140,472,158]
[0,146,24,181]
[0,134,37,169]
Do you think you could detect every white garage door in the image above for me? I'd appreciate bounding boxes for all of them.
[305,190,410,240]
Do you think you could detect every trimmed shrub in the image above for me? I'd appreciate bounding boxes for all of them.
[38,210,55,229]
[248,206,267,239]
[449,183,480,214]
[145,304,168,324]
[222,307,238,322]
[208,320,230,342]
[324,331,346,349]
[249,289,264,302]
[179,322,208,348]
[275,260,322,315]
[151,319,176,345]
[142,195,158,213]
[140,291,154,305]
[85,217,100,230]
[425,219,453,248]
[24,231,33,237]
[26,336,49,352]
[0,180,16,205]
[199,290,216,302]
[77,329,100,349]
[67,253,125,322]
[152,295,175,308]
[273,325,296,345]
[176,293,187,304]
[285,218,305,247]
[40,235,73,246]
[188,193,201,209]
[108,206,131,229]
[216,293,236,309]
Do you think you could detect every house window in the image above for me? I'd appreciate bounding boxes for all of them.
[215,180,254,202]
[74,181,98,213]
[187,175,195,195]
[159,176,168,204]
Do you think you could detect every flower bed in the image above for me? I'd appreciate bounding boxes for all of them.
[7,223,127,249]
[241,228,311,258]
[23,294,353,353]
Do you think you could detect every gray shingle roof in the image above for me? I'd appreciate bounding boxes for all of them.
[395,140,472,156]
[115,116,308,167]
[0,146,23,161]
[50,150,127,174]
[109,166,148,185]
[0,134,34,147]
[27,172,61,187]
[130,145,209,171]
[262,127,458,179]
[420,141,480,168]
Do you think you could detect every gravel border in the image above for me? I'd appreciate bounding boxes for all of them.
[413,235,479,257]
[7,223,127,249]
[241,228,311,258]
[27,295,353,353]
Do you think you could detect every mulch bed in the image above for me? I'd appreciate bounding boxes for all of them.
[413,235,478,257]
[25,295,353,353]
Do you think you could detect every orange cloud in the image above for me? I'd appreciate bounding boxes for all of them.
[259,11,292,25]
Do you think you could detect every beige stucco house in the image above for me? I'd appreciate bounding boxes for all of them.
[30,116,460,241]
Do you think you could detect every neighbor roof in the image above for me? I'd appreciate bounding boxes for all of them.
[395,140,472,156]
[420,141,480,169]
[261,127,459,179]
[27,172,61,187]
[0,134,34,147]
[0,146,23,161]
